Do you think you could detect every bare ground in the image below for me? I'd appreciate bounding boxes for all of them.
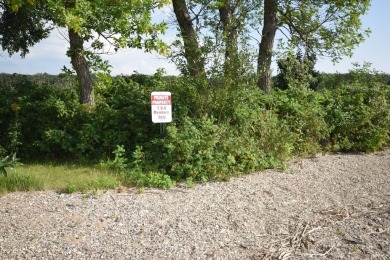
[0,149,389,259]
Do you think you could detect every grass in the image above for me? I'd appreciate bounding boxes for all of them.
[0,163,121,194]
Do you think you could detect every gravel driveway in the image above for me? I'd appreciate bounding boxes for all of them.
[1,149,389,259]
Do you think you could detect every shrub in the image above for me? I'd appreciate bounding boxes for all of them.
[158,103,293,181]
[323,82,390,152]
[321,64,390,152]
[120,146,174,189]
[1,69,389,190]
[266,87,330,156]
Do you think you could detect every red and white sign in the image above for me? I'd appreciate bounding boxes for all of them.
[151,91,172,123]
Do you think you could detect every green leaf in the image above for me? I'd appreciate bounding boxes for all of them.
[1,168,7,177]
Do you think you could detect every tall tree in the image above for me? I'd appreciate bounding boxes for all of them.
[172,0,205,77]
[67,27,94,105]
[256,0,371,93]
[50,0,169,107]
[217,0,257,79]
[218,0,238,70]
[171,0,258,80]
[257,0,278,93]
[2,0,169,107]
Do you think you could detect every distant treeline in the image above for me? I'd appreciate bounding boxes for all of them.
[1,71,389,91]
[311,72,390,90]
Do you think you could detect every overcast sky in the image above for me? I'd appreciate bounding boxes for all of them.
[0,0,388,75]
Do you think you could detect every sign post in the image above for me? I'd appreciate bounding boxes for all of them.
[151,92,172,137]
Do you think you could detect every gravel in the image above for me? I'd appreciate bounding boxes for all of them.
[1,149,389,259]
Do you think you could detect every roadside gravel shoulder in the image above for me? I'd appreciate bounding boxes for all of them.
[1,149,389,259]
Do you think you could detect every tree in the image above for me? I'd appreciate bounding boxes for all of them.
[52,0,170,106]
[172,0,206,77]
[257,0,278,94]
[257,0,371,93]
[216,0,259,79]
[2,0,169,107]
[171,0,259,80]
[0,1,51,57]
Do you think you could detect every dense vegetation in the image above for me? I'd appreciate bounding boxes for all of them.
[1,64,389,189]
[1,1,387,193]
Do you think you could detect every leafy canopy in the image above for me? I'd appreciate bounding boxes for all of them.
[0,0,51,57]
[45,0,169,54]
[278,0,371,62]
[2,0,169,70]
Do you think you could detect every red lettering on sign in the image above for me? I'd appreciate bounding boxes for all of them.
[151,95,171,105]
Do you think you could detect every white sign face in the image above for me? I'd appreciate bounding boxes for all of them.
[151,91,172,123]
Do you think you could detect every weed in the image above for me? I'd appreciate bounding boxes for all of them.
[186,177,196,188]
[0,153,22,177]
[61,176,120,194]
[62,184,78,194]
[124,170,175,190]
[101,145,128,172]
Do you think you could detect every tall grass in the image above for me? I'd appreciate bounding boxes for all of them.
[0,164,120,194]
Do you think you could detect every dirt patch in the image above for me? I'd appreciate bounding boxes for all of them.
[0,149,389,259]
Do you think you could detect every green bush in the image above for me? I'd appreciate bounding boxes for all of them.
[323,82,390,152]
[0,69,389,190]
[154,85,295,181]
[162,117,235,180]
[266,87,330,156]
[321,64,390,152]
[101,145,128,172]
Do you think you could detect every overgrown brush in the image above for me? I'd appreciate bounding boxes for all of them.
[0,66,389,190]
[323,82,389,152]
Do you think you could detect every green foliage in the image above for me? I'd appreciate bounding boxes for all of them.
[0,67,389,192]
[44,0,169,76]
[0,173,43,193]
[266,87,330,156]
[275,50,319,90]
[151,81,294,181]
[163,117,234,180]
[121,146,175,190]
[0,1,51,57]
[323,65,390,152]
[0,153,22,177]
[101,145,128,172]
[124,170,175,190]
[277,0,371,63]
[62,176,120,194]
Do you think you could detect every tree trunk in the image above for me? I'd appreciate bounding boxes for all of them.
[172,0,205,78]
[257,0,278,93]
[68,28,95,107]
[219,0,239,78]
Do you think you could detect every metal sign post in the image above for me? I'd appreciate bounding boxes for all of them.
[160,122,165,138]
